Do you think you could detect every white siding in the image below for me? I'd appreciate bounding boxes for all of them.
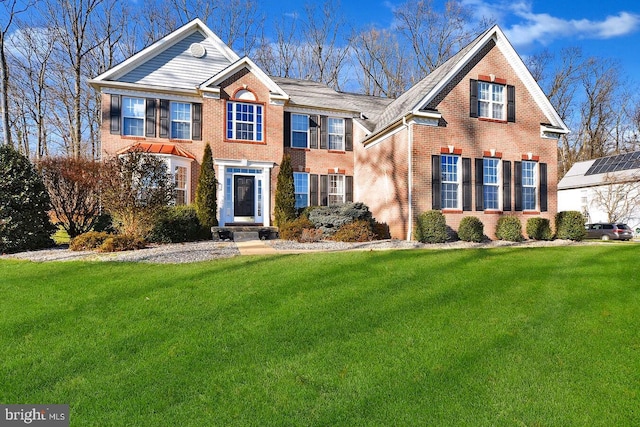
[118,31,233,89]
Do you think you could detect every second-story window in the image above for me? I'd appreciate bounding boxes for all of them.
[291,114,309,148]
[170,102,192,139]
[227,102,263,141]
[328,118,345,150]
[122,97,145,136]
[478,81,505,120]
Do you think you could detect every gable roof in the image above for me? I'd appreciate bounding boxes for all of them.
[90,19,239,92]
[366,25,569,143]
[559,151,640,190]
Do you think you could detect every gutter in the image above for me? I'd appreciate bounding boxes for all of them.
[404,115,413,241]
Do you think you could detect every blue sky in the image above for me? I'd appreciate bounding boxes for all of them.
[262,0,640,83]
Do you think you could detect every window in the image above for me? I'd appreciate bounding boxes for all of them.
[328,118,345,150]
[441,155,460,209]
[171,102,191,139]
[174,166,188,205]
[122,97,145,136]
[227,102,263,141]
[522,160,537,210]
[293,172,309,209]
[329,174,345,206]
[478,81,505,120]
[291,114,309,148]
[483,158,500,210]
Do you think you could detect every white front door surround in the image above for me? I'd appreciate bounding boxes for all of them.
[215,159,275,226]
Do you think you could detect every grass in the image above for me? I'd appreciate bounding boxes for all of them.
[1,245,639,426]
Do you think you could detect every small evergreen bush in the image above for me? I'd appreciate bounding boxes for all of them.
[69,231,111,251]
[279,217,315,242]
[98,235,147,252]
[308,202,373,235]
[555,211,587,241]
[195,143,218,228]
[526,217,553,241]
[331,220,376,242]
[274,154,296,227]
[415,210,448,243]
[495,216,523,242]
[148,206,209,243]
[458,216,484,242]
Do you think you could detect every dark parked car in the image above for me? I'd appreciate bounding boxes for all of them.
[585,223,633,241]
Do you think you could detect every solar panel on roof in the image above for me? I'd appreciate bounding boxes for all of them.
[584,151,640,176]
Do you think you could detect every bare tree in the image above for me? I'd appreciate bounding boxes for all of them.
[350,27,408,98]
[0,0,31,148]
[590,172,640,223]
[393,0,486,83]
[209,0,262,56]
[254,15,301,78]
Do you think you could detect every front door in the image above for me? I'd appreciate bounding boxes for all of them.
[234,175,255,220]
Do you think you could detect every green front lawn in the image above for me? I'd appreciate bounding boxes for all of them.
[1,246,639,426]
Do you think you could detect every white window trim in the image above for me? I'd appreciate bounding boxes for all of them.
[441,154,461,210]
[478,81,505,120]
[170,102,192,140]
[122,97,145,136]
[328,117,345,151]
[227,101,263,141]
[293,172,310,209]
[328,174,345,206]
[522,160,538,211]
[291,114,310,149]
[483,157,501,211]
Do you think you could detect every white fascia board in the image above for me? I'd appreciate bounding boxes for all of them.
[363,121,405,149]
[200,57,289,101]
[214,158,276,168]
[93,81,200,101]
[92,18,239,83]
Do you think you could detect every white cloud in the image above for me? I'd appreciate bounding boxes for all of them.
[462,0,640,47]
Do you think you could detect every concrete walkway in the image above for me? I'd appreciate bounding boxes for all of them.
[235,240,279,256]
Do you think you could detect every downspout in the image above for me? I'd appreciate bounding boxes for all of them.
[404,116,413,241]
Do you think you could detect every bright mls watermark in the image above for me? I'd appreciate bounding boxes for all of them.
[0,405,68,427]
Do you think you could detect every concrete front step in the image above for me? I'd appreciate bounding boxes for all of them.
[211,226,279,241]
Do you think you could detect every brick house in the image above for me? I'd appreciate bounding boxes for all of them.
[90,19,568,240]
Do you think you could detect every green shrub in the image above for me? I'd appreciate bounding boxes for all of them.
[0,144,55,253]
[98,235,147,252]
[415,211,448,243]
[495,216,523,242]
[148,206,209,243]
[372,220,391,240]
[307,202,373,236]
[331,220,376,242]
[555,211,587,241]
[195,143,218,228]
[458,216,484,242]
[69,231,111,251]
[527,217,553,241]
[279,217,315,242]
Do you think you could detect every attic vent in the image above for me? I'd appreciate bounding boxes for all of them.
[190,43,206,58]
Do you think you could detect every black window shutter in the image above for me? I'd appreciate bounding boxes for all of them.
[110,94,120,134]
[345,119,353,151]
[431,155,441,210]
[192,103,202,140]
[310,174,318,206]
[145,98,156,137]
[345,176,353,202]
[320,116,327,149]
[283,112,291,147]
[507,85,516,122]
[462,157,471,211]
[475,158,484,211]
[540,163,548,212]
[470,79,478,118]
[159,99,170,138]
[320,174,328,206]
[309,115,319,149]
[514,161,522,211]
[503,160,511,211]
